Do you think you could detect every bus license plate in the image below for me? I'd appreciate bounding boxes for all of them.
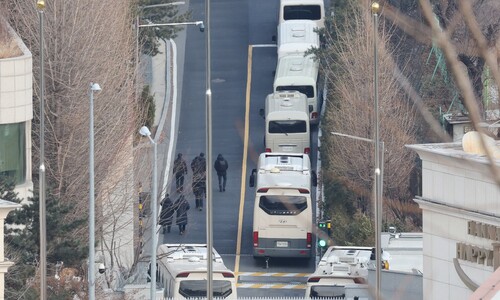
[281,146,294,152]
[276,241,289,248]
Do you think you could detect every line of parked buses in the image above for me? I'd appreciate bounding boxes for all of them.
[152,1,388,299]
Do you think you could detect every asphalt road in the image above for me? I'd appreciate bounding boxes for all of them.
[160,0,318,297]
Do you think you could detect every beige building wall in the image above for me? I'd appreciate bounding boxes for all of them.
[0,18,33,201]
[409,142,500,300]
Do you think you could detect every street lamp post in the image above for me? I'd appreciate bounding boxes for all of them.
[330,131,384,299]
[204,0,213,298]
[36,1,46,299]
[88,82,101,300]
[138,126,157,300]
[372,2,382,300]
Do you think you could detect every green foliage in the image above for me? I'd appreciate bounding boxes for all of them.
[322,175,374,246]
[1,176,87,299]
[137,0,192,56]
[329,208,374,246]
[141,85,156,129]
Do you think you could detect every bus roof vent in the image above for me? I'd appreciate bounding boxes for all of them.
[290,59,304,72]
[280,99,293,107]
[292,30,305,38]
[331,264,350,273]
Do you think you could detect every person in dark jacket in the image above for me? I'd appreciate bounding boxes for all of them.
[159,194,175,233]
[175,194,190,235]
[173,153,188,192]
[191,153,206,210]
[191,152,206,177]
[214,154,229,192]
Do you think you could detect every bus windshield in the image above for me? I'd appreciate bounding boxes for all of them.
[259,195,308,215]
[276,85,314,98]
[179,280,233,298]
[269,120,307,134]
[284,5,322,21]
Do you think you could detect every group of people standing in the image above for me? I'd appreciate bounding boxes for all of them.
[160,152,229,234]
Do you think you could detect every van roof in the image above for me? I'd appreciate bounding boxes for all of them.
[311,246,375,278]
[265,91,308,117]
[274,54,319,88]
[278,20,319,57]
[157,244,232,276]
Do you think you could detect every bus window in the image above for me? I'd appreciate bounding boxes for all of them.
[276,85,314,98]
[269,120,307,134]
[179,280,233,298]
[259,195,307,215]
[283,5,322,21]
[310,285,346,298]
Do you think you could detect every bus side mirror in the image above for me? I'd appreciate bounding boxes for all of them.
[249,169,257,187]
[309,105,313,113]
[311,170,317,187]
[259,109,265,119]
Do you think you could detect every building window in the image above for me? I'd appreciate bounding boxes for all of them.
[0,122,25,184]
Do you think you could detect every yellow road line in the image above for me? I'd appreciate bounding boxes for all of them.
[235,44,253,278]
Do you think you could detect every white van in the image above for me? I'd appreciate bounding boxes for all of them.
[274,54,320,125]
[279,0,325,29]
[249,153,317,259]
[156,244,237,299]
[260,91,310,154]
[277,20,320,59]
[305,246,390,298]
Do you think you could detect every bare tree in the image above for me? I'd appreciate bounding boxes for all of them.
[320,0,418,215]
[3,0,145,295]
[380,0,500,118]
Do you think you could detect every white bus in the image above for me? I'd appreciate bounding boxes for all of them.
[259,91,310,154]
[276,20,320,59]
[279,0,325,29]
[305,246,390,299]
[249,153,317,259]
[274,54,320,125]
[156,244,237,299]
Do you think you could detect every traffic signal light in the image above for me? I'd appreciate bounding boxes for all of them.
[318,221,328,248]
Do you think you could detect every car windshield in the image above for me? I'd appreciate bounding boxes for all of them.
[309,285,346,298]
[179,280,233,298]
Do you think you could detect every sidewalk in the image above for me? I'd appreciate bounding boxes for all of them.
[121,38,177,298]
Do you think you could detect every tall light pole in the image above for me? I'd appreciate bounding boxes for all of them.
[139,126,157,300]
[204,0,213,298]
[36,1,46,299]
[372,2,382,300]
[88,82,101,300]
[330,131,385,299]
